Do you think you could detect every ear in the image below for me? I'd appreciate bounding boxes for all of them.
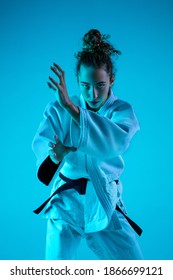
[110,75,115,86]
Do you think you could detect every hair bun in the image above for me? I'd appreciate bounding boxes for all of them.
[82,29,121,57]
[83,29,102,50]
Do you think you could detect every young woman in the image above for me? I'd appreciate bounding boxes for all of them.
[32,29,143,260]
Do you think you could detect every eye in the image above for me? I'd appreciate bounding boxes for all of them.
[96,83,106,89]
[81,83,90,89]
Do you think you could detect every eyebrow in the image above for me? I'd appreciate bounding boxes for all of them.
[81,81,106,85]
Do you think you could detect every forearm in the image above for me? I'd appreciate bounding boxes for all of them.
[72,107,139,159]
[64,102,80,126]
[37,156,61,185]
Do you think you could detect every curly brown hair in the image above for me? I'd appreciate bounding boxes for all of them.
[75,29,121,79]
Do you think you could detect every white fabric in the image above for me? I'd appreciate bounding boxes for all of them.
[44,178,122,233]
[45,211,143,260]
[32,90,140,233]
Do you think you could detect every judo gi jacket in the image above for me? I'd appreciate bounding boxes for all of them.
[32,90,140,233]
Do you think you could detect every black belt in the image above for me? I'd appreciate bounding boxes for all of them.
[33,173,142,236]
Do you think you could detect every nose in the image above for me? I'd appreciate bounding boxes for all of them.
[89,86,98,100]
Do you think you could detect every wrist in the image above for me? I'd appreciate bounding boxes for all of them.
[65,102,79,115]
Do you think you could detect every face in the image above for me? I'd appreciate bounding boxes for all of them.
[78,65,114,111]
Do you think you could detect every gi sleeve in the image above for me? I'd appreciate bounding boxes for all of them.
[71,100,140,159]
[32,100,68,185]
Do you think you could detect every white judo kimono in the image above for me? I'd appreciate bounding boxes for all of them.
[32,90,143,259]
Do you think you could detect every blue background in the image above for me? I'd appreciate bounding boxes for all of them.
[0,0,173,260]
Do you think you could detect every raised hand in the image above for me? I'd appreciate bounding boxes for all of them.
[47,62,80,126]
[47,63,72,109]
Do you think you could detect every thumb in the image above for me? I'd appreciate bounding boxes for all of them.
[65,146,77,153]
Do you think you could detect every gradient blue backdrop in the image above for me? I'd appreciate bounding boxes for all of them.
[0,0,173,260]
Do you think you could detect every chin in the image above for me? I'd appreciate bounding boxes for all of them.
[86,103,98,111]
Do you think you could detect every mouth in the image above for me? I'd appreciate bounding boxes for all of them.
[89,100,99,105]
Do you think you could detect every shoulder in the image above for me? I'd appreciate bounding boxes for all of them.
[107,91,133,113]
[112,98,133,112]
[110,97,138,123]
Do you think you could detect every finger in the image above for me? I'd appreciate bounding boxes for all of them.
[50,66,65,85]
[47,82,56,91]
[65,146,77,152]
[48,142,56,148]
[53,63,64,76]
[54,135,59,142]
[49,76,60,89]
[49,149,58,159]
[48,151,59,163]
[50,66,62,79]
